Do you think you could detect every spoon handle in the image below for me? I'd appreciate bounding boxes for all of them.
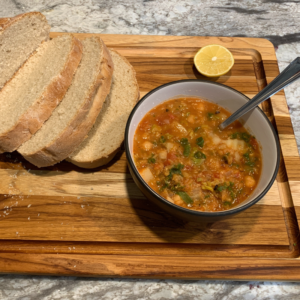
[219,57,300,130]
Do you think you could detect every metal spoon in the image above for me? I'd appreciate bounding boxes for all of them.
[219,57,300,131]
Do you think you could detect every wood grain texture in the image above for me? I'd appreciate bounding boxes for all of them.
[0,240,290,258]
[2,253,300,280]
[0,195,289,245]
[0,33,300,279]
[250,52,299,257]
[0,166,281,205]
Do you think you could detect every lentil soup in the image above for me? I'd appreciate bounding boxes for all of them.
[133,97,262,212]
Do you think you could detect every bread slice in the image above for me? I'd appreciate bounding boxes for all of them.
[0,34,82,153]
[0,12,50,89]
[18,37,114,167]
[67,49,139,169]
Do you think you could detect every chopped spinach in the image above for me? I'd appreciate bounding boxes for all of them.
[207,112,214,120]
[177,191,193,205]
[192,157,204,165]
[230,132,238,139]
[168,182,185,192]
[214,182,235,198]
[183,143,191,157]
[222,155,229,164]
[158,164,185,192]
[147,154,156,164]
[194,151,206,159]
[180,138,191,157]
[243,152,250,160]
[196,137,204,148]
[227,182,234,190]
[170,163,184,174]
[148,157,156,164]
[230,132,253,145]
[158,181,184,193]
[165,133,173,140]
[243,152,257,168]
[180,138,188,145]
[194,126,201,132]
[227,182,234,198]
[231,163,240,169]
[159,136,166,143]
[166,164,184,181]
[214,184,227,192]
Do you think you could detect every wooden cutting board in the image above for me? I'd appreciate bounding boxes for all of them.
[1,33,300,280]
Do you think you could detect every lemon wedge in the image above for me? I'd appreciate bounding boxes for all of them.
[194,44,234,77]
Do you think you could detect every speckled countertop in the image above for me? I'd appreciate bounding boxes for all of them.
[1,0,300,299]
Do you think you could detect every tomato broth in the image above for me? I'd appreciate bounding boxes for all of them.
[133,97,262,212]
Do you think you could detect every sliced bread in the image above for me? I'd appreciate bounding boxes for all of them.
[68,49,139,169]
[0,12,50,89]
[18,37,114,167]
[0,34,83,153]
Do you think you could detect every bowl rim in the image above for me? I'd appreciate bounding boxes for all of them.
[124,79,280,217]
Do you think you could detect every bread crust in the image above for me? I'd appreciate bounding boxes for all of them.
[20,37,114,167]
[0,34,83,153]
[67,148,120,169]
[0,17,12,29]
[0,12,51,89]
[0,12,50,33]
[68,49,139,169]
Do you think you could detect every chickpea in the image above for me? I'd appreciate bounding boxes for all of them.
[244,176,256,188]
[218,150,224,156]
[173,195,184,206]
[196,102,205,111]
[182,171,190,178]
[141,141,153,151]
[166,196,174,203]
[163,171,169,177]
[142,133,149,140]
[187,114,195,124]
[173,174,183,183]
[158,149,167,159]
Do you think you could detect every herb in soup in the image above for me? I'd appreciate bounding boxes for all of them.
[133,97,262,212]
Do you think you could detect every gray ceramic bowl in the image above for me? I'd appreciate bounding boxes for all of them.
[125,80,280,222]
